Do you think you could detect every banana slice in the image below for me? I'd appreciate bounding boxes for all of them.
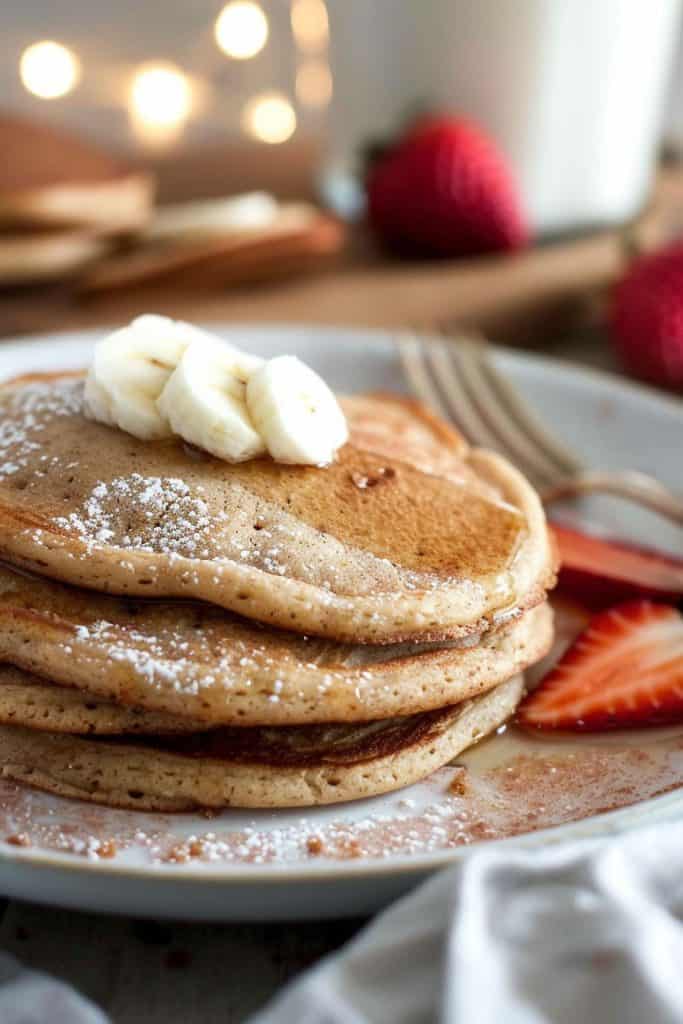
[84,315,238,440]
[246,355,349,465]
[83,374,116,427]
[158,338,266,462]
[84,315,193,439]
[85,316,347,467]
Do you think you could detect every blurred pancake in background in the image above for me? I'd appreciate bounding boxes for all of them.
[0,111,153,285]
[0,111,343,290]
[79,200,345,294]
[0,112,154,234]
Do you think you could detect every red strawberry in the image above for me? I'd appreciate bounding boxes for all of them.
[366,116,529,258]
[517,601,683,732]
[609,241,683,391]
[552,523,683,610]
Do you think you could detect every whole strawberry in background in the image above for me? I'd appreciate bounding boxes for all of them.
[365,115,529,259]
[609,241,683,392]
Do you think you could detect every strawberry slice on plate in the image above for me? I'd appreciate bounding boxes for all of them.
[552,523,683,609]
[517,601,683,731]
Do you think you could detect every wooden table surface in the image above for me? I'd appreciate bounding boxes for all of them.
[0,897,368,1022]
[0,897,364,1021]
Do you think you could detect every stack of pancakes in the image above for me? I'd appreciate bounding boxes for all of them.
[0,375,556,810]
[0,113,153,285]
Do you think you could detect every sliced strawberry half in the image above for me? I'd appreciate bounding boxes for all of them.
[517,601,683,731]
[552,523,683,609]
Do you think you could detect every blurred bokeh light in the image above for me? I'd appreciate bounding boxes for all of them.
[296,59,332,108]
[290,0,329,53]
[242,91,296,143]
[19,40,81,99]
[215,1,269,60]
[129,62,193,144]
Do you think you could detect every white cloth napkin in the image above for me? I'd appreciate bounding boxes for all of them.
[248,820,683,1024]
[0,953,108,1024]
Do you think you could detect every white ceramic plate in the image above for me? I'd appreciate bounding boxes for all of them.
[0,324,681,922]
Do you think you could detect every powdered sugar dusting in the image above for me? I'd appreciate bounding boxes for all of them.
[0,378,82,481]
[54,474,214,557]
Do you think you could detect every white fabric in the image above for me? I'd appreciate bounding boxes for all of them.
[249,821,683,1024]
[0,953,108,1024]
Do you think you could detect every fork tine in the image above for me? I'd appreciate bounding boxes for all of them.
[478,353,583,478]
[441,337,573,489]
[427,337,558,489]
[425,339,504,451]
[396,334,451,421]
[401,331,576,491]
[398,333,490,444]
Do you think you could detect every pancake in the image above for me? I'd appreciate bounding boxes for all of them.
[0,676,524,810]
[0,113,153,233]
[0,230,109,286]
[0,664,206,735]
[0,563,553,725]
[0,375,555,644]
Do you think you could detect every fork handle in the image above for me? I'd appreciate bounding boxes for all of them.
[541,470,683,526]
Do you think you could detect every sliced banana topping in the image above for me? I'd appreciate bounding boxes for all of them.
[247,355,349,465]
[158,337,265,463]
[83,373,116,428]
[85,317,349,466]
[84,315,212,440]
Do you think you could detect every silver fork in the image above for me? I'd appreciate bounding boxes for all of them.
[397,332,683,526]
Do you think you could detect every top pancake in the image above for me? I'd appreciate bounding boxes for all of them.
[0,374,555,643]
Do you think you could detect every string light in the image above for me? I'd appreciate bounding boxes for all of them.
[242,92,296,144]
[290,0,329,53]
[19,15,323,147]
[19,40,80,99]
[129,62,193,144]
[296,59,332,108]
[215,1,268,60]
